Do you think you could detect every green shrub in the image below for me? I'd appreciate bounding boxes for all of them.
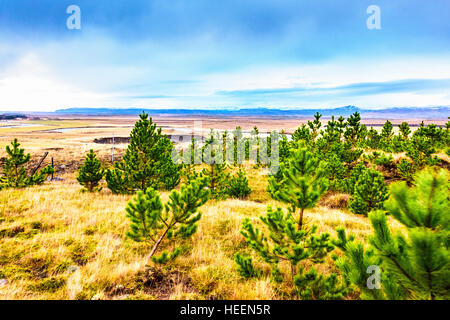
[125,177,210,264]
[234,253,260,279]
[106,111,181,194]
[0,138,54,190]
[396,158,415,185]
[240,207,346,299]
[325,154,347,191]
[349,168,388,215]
[334,168,450,300]
[77,149,104,192]
[228,169,251,199]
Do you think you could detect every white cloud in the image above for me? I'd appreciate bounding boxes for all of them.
[1,52,449,111]
[0,53,119,111]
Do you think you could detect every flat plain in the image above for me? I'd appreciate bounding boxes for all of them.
[0,115,447,299]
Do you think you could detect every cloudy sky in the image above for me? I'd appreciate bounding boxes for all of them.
[0,0,449,111]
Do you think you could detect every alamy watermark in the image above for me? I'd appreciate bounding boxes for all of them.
[66,5,81,30]
[367,265,381,289]
[367,5,381,30]
[66,5,381,31]
[170,121,281,175]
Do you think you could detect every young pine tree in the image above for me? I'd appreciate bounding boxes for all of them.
[2,138,30,188]
[325,154,347,191]
[201,134,230,199]
[342,162,368,195]
[406,135,440,169]
[228,169,251,199]
[201,163,230,200]
[396,158,415,185]
[0,138,54,189]
[268,148,328,229]
[366,127,381,149]
[77,149,104,192]
[334,168,449,300]
[336,116,346,142]
[234,253,261,279]
[106,111,181,194]
[278,131,291,164]
[239,206,345,298]
[344,112,362,150]
[238,151,347,299]
[349,167,388,215]
[380,120,394,151]
[398,122,411,141]
[322,116,340,151]
[180,137,202,181]
[307,112,322,150]
[292,124,311,144]
[125,177,210,264]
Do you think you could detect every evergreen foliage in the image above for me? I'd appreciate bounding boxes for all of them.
[398,122,411,141]
[406,135,440,169]
[237,147,345,299]
[201,162,230,200]
[342,162,368,195]
[344,112,363,149]
[381,120,394,146]
[366,127,381,149]
[349,167,388,215]
[324,154,347,191]
[125,177,210,264]
[307,112,322,149]
[334,168,449,300]
[77,149,104,192]
[396,158,415,185]
[322,116,340,151]
[239,206,345,299]
[228,169,251,199]
[234,253,260,279]
[201,134,231,199]
[268,148,328,229]
[106,111,181,194]
[292,124,311,143]
[0,138,54,190]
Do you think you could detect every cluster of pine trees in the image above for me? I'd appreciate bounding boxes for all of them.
[0,138,54,190]
[2,111,448,300]
[233,112,449,300]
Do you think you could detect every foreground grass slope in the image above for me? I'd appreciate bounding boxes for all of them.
[0,167,395,300]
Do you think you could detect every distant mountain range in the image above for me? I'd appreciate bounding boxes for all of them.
[54,106,450,119]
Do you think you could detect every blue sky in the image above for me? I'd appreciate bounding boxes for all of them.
[0,0,449,111]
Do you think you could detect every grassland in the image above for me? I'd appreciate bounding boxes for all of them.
[1,167,402,300]
[0,116,436,300]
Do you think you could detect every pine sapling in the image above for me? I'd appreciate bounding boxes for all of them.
[325,154,347,191]
[239,148,346,299]
[396,158,415,185]
[308,112,322,150]
[344,112,362,150]
[349,168,388,215]
[125,177,210,264]
[398,122,411,141]
[106,111,181,194]
[234,253,260,279]
[268,148,328,229]
[334,168,449,300]
[240,206,345,299]
[1,138,54,189]
[77,149,104,192]
[228,169,251,199]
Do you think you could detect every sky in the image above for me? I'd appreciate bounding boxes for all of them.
[0,0,449,112]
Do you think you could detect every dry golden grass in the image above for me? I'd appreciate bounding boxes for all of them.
[0,164,405,300]
[0,116,412,300]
